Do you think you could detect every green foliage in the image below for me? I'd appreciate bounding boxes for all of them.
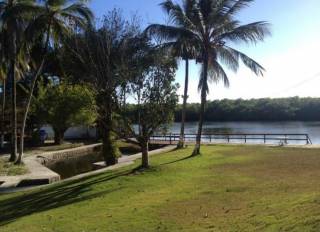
[175,97,320,122]
[127,97,320,122]
[32,82,97,143]
[126,48,179,139]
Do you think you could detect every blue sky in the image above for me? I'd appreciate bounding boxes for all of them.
[90,0,320,102]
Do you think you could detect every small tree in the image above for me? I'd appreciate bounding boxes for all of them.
[126,49,178,168]
[33,82,96,145]
[63,9,141,166]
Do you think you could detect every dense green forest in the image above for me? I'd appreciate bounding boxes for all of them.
[126,97,320,122]
[176,97,320,122]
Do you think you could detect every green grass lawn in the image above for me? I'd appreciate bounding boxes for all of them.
[1,145,320,231]
[0,158,29,176]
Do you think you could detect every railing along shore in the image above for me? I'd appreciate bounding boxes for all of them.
[150,133,312,145]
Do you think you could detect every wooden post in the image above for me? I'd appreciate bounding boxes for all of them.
[264,134,266,144]
[227,135,230,143]
[209,135,212,143]
[284,135,288,144]
[245,135,247,143]
[170,133,172,145]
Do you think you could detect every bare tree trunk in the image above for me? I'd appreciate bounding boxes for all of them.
[177,58,189,149]
[16,59,45,164]
[16,25,50,164]
[141,139,149,168]
[53,128,65,145]
[192,55,208,156]
[1,79,6,149]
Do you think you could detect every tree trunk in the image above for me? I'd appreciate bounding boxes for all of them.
[100,97,118,166]
[9,52,17,162]
[101,123,118,166]
[53,128,65,145]
[16,59,46,164]
[177,58,189,149]
[192,56,208,156]
[1,78,6,149]
[141,139,149,168]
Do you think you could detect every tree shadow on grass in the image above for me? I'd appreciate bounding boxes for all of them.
[0,169,133,226]
[159,153,196,166]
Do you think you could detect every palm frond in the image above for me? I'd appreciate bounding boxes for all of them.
[219,21,271,44]
[61,3,93,26]
[145,24,196,42]
[226,45,265,76]
[208,59,230,88]
[215,46,239,72]
[160,0,196,31]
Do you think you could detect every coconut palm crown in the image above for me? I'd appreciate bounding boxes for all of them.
[147,0,271,155]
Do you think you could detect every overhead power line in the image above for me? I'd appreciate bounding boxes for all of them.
[273,72,320,96]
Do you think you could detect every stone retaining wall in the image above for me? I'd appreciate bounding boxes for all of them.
[37,143,103,167]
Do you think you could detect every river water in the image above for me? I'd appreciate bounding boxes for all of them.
[43,121,320,145]
[165,121,320,145]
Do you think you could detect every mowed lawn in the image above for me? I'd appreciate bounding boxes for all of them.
[1,145,320,232]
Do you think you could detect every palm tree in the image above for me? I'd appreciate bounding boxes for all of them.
[147,0,270,155]
[15,0,93,164]
[146,1,198,149]
[0,0,36,161]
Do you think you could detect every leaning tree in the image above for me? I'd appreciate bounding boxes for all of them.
[15,0,93,164]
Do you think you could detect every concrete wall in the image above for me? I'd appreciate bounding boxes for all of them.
[37,143,102,167]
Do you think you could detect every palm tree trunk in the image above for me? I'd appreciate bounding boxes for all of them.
[16,25,50,164]
[1,78,6,149]
[9,58,17,162]
[9,27,17,162]
[192,56,208,156]
[101,96,118,166]
[177,58,189,149]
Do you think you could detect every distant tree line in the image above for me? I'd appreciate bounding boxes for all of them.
[175,97,320,122]
[126,97,320,122]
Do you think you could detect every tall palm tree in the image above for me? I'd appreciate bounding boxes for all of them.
[146,1,198,149]
[15,0,93,164]
[0,0,36,161]
[147,0,270,155]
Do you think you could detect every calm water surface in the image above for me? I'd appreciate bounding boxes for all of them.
[166,121,320,145]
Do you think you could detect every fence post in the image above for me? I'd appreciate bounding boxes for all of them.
[284,135,288,144]
[264,135,266,144]
[170,133,172,145]
[245,135,247,143]
[209,135,212,143]
[227,135,230,143]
